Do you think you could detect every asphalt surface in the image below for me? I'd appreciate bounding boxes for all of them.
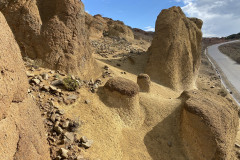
[207,40,240,103]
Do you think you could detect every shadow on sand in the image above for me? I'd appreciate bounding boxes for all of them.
[143,106,187,160]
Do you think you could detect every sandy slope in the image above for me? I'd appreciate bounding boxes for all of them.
[53,51,190,159]
[24,36,239,159]
[45,36,240,159]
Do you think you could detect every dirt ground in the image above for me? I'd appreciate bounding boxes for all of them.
[219,42,240,64]
[25,37,240,159]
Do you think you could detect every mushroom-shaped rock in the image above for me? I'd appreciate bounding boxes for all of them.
[103,77,143,126]
[180,90,238,160]
[145,6,203,91]
[137,74,151,92]
[104,77,139,98]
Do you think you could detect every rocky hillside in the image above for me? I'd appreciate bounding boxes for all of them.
[85,13,134,41]
[85,13,154,43]
[226,32,240,40]
[0,0,99,79]
[132,28,154,42]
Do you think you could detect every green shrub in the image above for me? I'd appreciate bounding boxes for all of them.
[62,76,79,91]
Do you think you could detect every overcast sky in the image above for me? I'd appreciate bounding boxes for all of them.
[83,0,240,37]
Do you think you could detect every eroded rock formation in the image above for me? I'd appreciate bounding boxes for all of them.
[180,90,238,160]
[137,73,151,92]
[85,13,134,41]
[103,77,143,127]
[145,6,203,91]
[0,12,49,159]
[0,0,98,79]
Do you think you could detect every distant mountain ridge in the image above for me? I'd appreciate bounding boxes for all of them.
[85,12,154,42]
[226,32,240,40]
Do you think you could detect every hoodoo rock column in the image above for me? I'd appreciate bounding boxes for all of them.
[145,6,203,91]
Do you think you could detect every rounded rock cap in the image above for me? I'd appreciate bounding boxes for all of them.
[104,77,139,97]
[137,74,150,80]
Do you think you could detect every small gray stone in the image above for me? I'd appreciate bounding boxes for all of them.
[67,94,78,101]
[41,85,49,91]
[27,89,31,93]
[60,148,69,159]
[56,109,65,115]
[49,70,55,74]
[32,78,41,85]
[54,125,63,134]
[85,100,90,104]
[62,120,70,129]
[26,71,35,77]
[93,84,99,89]
[49,85,62,93]
[41,73,49,80]
[37,75,43,82]
[64,132,75,144]
[80,136,88,143]
[55,116,61,121]
[51,80,63,86]
[69,121,80,132]
[50,113,56,122]
[82,140,93,149]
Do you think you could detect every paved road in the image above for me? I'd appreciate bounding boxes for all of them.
[207,40,240,103]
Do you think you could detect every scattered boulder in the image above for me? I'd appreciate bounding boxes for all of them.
[180,90,238,160]
[41,73,49,80]
[51,80,63,86]
[80,136,93,149]
[31,78,41,85]
[0,12,49,159]
[64,132,75,144]
[0,0,99,79]
[69,121,80,132]
[103,77,143,127]
[145,6,203,91]
[64,94,78,105]
[60,148,69,159]
[62,120,70,129]
[137,74,151,92]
